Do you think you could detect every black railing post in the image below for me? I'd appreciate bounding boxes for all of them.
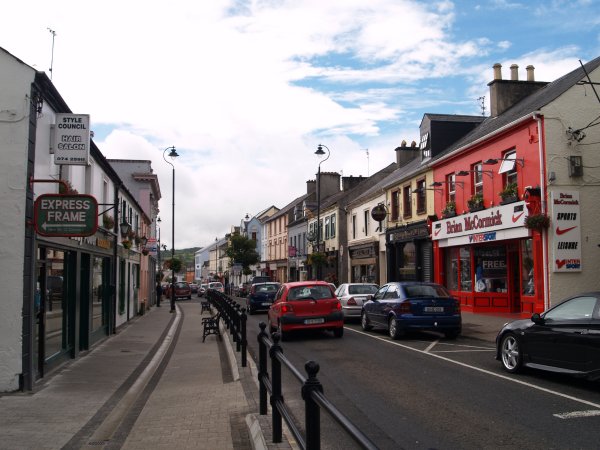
[302,361,323,450]
[240,307,247,367]
[258,322,268,415]
[269,332,283,443]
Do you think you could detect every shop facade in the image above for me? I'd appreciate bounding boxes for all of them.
[386,220,433,283]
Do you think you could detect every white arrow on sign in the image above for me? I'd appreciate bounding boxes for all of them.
[42,222,87,230]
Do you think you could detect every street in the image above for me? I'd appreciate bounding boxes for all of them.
[238,298,600,449]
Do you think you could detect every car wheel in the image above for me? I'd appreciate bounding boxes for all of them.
[333,327,344,338]
[361,312,373,331]
[388,317,402,340]
[444,330,460,340]
[500,332,523,373]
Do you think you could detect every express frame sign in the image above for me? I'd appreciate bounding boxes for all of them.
[34,194,98,237]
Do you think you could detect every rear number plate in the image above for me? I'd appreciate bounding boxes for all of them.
[262,302,271,306]
[305,318,325,324]
[424,306,444,313]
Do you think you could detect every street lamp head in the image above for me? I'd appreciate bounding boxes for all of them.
[168,147,179,160]
[120,220,131,238]
[157,216,161,223]
[315,144,326,157]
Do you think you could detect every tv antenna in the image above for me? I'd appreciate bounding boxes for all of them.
[365,149,370,176]
[47,28,56,79]
[477,96,486,116]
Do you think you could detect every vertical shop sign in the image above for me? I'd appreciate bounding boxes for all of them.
[52,113,91,165]
[551,190,581,272]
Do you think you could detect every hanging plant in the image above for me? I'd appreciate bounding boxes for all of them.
[307,252,327,267]
[165,257,183,273]
[58,180,78,194]
[102,214,115,229]
[525,214,550,231]
[442,201,456,218]
[141,248,149,256]
[122,239,132,249]
[499,182,519,201]
[467,193,484,211]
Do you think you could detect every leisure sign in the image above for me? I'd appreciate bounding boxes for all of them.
[34,194,98,237]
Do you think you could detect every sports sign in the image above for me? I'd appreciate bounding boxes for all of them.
[551,190,581,272]
[34,194,98,237]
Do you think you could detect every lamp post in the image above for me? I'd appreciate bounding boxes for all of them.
[163,146,179,313]
[314,144,330,280]
[213,237,218,281]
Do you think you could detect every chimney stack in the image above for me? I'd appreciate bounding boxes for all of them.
[395,140,420,167]
[488,63,548,117]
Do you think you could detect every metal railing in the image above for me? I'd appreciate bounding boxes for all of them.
[257,322,378,450]
[206,290,247,367]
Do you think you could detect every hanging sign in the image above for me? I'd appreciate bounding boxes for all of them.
[52,114,91,165]
[34,194,98,237]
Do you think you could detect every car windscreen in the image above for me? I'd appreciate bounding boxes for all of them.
[175,283,188,289]
[288,285,332,300]
[403,285,449,299]
[256,284,279,293]
[348,285,378,295]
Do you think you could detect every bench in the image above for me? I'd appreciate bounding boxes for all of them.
[202,312,221,342]
[201,300,211,314]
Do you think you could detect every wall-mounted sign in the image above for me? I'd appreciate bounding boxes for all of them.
[34,194,98,237]
[551,190,582,272]
[52,113,90,165]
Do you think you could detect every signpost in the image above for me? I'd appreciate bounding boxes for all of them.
[34,194,98,237]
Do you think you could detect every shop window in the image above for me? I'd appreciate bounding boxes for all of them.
[92,257,104,333]
[521,239,535,296]
[391,190,399,221]
[398,242,417,281]
[445,247,458,291]
[474,246,507,293]
[459,247,471,291]
[403,185,412,218]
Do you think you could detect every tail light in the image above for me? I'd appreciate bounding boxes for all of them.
[333,301,342,311]
[281,303,294,314]
[347,297,357,306]
[398,301,411,314]
[454,299,461,313]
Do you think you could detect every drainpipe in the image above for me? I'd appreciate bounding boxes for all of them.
[533,112,549,311]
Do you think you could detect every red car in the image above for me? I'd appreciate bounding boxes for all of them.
[267,281,344,340]
[172,281,192,300]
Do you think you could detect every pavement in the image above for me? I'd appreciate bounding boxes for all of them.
[0,300,519,450]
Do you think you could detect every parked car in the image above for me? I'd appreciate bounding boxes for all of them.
[246,282,281,314]
[496,292,600,380]
[208,281,224,293]
[237,282,250,297]
[250,276,271,285]
[361,282,461,339]
[173,281,192,300]
[189,283,199,294]
[335,283,379,320]
[197,284,208,297]
[267,281,344,340]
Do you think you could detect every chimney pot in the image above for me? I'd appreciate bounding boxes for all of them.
[493,63,502,80]
[510,64,519,81]
[526,65,535,81]
[410,141,417,147]
[401,139,407,147]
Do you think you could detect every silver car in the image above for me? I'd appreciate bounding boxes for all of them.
[335,283,378,320]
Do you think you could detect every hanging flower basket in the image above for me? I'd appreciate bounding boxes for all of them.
[307,252,327,267]
[525,214,550,231]
[122,239,132,249]
[102,214,115,229]
[141,248,149,256]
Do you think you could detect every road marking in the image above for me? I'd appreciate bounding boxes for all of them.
[424,340,438,353]
[346,327,600,412]
[554,410,600,419]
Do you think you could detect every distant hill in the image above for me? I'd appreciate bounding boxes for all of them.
[159,247,201,268]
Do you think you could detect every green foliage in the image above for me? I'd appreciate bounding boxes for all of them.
[308,252,327,267]
[165,257,183,273]
[224,233,260,272]
[500,182,518,199]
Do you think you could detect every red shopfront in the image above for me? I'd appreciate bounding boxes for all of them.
[432,201,545,315]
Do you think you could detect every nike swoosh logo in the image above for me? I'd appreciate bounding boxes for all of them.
[556,226,577,235]
[434,228,441,236]
[556,259,566,269]
[512,212,524,222]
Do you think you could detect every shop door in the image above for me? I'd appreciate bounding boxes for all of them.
[508,247,521,313]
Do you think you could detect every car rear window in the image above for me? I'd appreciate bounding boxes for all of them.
[288,285,332,300]
[256,284,279,293]
[175,282,189,289]
[403,285,449,298]
[348,285,378,295]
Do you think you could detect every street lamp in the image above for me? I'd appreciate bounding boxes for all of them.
[315,144,331,280]
[214,237,218,281]
[163,146,179,313]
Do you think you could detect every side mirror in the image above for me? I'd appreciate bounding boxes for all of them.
[531,313,544,324]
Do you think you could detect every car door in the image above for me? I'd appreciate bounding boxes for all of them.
[524,295,597,371]
[367,284,390,325]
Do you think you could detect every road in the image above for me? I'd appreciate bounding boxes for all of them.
[237,298,600,449]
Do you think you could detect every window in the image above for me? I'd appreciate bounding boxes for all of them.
[500,149,518,187]
[330,214,336,238]
[364,210,369,235]
[325,217,330,239]
[416,179,426,214]
[403,185,412,218]
[352,215,357,239]
[544,296,597,321]
[472,162,483,196]
[446,173,456,204]
[391,190,400,221]
[420,132,430,159]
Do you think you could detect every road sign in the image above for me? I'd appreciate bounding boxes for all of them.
[34,194,98,237]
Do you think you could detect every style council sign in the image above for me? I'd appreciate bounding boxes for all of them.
[52,113,90,165]
[551,190,581,272]
[34,194,98,237]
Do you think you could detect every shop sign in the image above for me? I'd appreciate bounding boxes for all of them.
[52,114,91,165]
[438,227,529,248]
[432,201,526,241]
[551,190,581,272]
[147,238,158,257]
[34,194,98,237]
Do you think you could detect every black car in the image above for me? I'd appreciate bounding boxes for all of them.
[246,282,280,314]
[496,292,600,380]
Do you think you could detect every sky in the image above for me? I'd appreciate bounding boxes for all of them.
[2,0,599,249]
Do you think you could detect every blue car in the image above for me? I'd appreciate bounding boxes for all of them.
[246,282,281,315]
[361,282,461,339]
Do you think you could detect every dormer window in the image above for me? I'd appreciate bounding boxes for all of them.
[420,132,430,159]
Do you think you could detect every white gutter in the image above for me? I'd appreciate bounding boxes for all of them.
[533,111,550,310]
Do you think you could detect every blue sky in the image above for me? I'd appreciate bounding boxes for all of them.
[2,0,599,248]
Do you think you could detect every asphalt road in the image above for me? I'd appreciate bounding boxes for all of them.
[240,303,600,450]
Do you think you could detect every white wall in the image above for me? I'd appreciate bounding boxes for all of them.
[0,51,36,391]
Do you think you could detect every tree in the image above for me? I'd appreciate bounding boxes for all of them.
[224,233,260,275]
[164,257,183,273]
